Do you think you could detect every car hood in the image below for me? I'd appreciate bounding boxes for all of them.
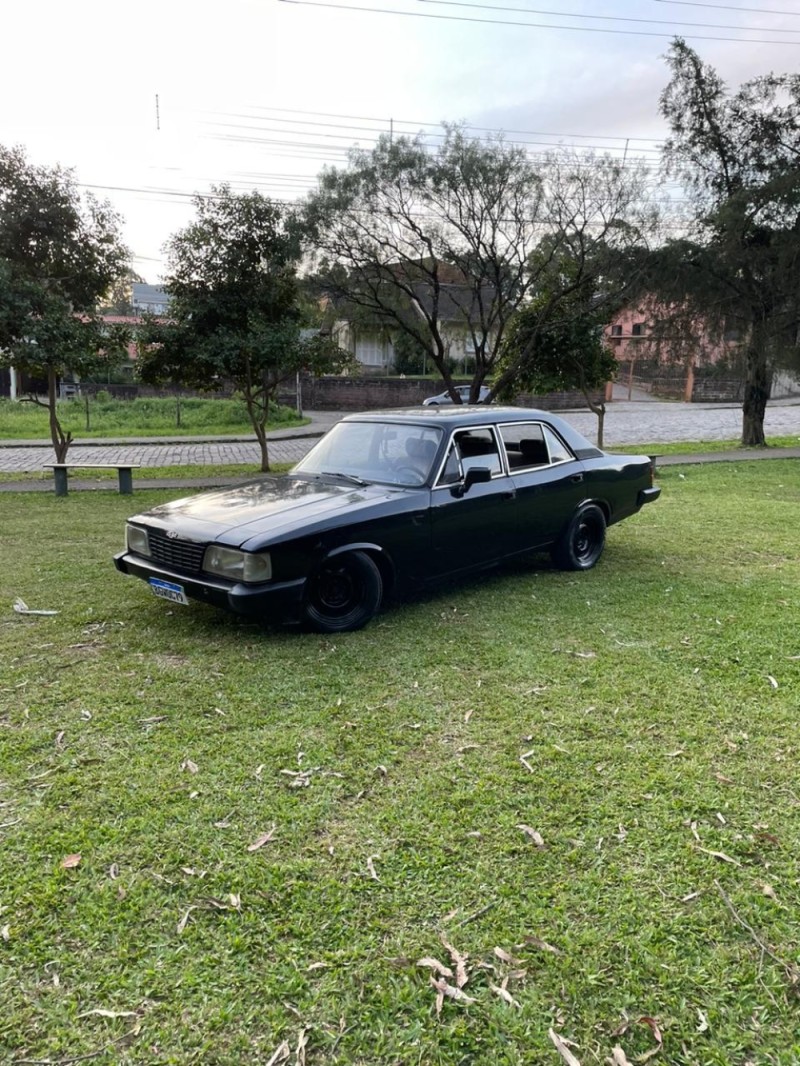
[130,475,410,548]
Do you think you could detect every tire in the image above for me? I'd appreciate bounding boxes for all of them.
[551,504,606,571]
[303,551,383,633]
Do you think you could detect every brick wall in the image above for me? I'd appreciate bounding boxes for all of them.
[299,375,602,411]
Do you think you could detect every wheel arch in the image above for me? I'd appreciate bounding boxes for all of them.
[324,542,396,597]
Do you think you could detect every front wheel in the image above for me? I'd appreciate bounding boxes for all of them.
[551,504,606,571]
[303,551,383,633]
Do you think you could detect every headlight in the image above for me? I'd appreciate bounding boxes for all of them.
[203,545,272,584]
[126,524,151,557]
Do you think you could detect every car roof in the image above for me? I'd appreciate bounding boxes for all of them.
[341,406,605,459]
[344,405,554,426]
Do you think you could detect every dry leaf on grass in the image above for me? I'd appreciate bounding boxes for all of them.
[489,982,521,1008]
[609,1048,632,1066]
[366,855,380,881]
[247,825,277,851]
[523,934,560,954]
[695,845,742,867]
[417,957,453,978]
[1,925,9,941]
[714,772,734,785]
[61,854,81,870]
[78,1008,138,1019]
[181,759,199,774]
[177,906,198,934]
[766,675,779,689]
[265,1041,291,1066]
[760,883,777,899]
[13,597,58,616]
[548,1028,582,1065]
[429,976,475,1006]
[439,933,469,988]
[517,824,545,847]
[520,749,535,774]
[696,1009,709,1033]
[296,1028,309,1066]
[493,946,522,966]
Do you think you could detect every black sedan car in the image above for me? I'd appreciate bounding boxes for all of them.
[114,407,660,633]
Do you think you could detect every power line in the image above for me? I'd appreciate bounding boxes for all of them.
[277,0,800,43]
[655,0,800,15]
[207,118,665,155]
[198,103,665,144]
[416,0,800,33]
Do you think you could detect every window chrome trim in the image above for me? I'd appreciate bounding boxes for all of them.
[432,425,509,490]
[497,421,578,472]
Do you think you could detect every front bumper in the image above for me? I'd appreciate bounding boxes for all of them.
[114,551,306,624]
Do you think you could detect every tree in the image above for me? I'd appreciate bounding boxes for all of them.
[496,259,619,446]
[303,127,656,401]
[653,39,800,446]
[0,145,130,460]
[137,186,352,472]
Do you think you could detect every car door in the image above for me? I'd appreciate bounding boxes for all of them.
[428,426,518,576]
[499,422,587,548]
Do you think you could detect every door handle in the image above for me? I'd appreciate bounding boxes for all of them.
[570,473,584,484]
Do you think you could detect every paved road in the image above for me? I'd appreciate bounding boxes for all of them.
[1,400,799,474]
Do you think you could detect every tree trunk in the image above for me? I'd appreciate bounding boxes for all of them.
[243,384,270,472]
[48,368,72,463]
[741,323,770,447]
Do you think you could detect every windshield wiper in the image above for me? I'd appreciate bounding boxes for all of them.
[320,470,370,487]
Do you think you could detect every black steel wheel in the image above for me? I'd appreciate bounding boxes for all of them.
[551,504,606,571]
[303,551,383,633]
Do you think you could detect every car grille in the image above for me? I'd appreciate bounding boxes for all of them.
[148,529,206,574]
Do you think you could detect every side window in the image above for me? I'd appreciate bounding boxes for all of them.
[542,426,574,463]
[455,429,502,475]
[439,442,462,485]
[500,422,575,469]
[500,423,548,469]
[436,428,502,485]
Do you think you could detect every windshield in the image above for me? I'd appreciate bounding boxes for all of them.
[293,421,443,487]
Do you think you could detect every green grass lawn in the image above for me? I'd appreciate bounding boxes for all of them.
[0,396,305,440]
[1,462,799,1064]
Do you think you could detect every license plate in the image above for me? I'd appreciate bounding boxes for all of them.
[149,578,189,605]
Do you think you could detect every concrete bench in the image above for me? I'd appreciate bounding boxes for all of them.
[44,463,141,496]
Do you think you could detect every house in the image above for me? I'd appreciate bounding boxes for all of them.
[132,284,170,316]
[328,266,497,374]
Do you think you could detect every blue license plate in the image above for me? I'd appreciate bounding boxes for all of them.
[149,578,189,605]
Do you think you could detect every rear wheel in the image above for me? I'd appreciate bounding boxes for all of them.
[551,504,606,571]
[303,551,383,633]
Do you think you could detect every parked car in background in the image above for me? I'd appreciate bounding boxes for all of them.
[423,384,492,405]
[114,406,660,633]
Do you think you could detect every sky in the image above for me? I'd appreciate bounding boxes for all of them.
[2,0,799,279]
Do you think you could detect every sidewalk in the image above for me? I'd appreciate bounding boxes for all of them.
[3,445,798,493]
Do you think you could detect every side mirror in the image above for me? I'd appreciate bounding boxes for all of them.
[452,465,492,497]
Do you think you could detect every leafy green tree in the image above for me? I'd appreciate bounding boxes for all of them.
[304,128,655,403]
[497,264,618,446]
[0,145,130,460]
[137,186,352,471]
[651,39,800,445]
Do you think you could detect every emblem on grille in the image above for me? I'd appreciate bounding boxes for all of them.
[166,530,180,540]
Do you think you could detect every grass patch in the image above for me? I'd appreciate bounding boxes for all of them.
[1,462,799,1063]
[0,464,293,485]
[613,435,800,455]
[0,396,306,440]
